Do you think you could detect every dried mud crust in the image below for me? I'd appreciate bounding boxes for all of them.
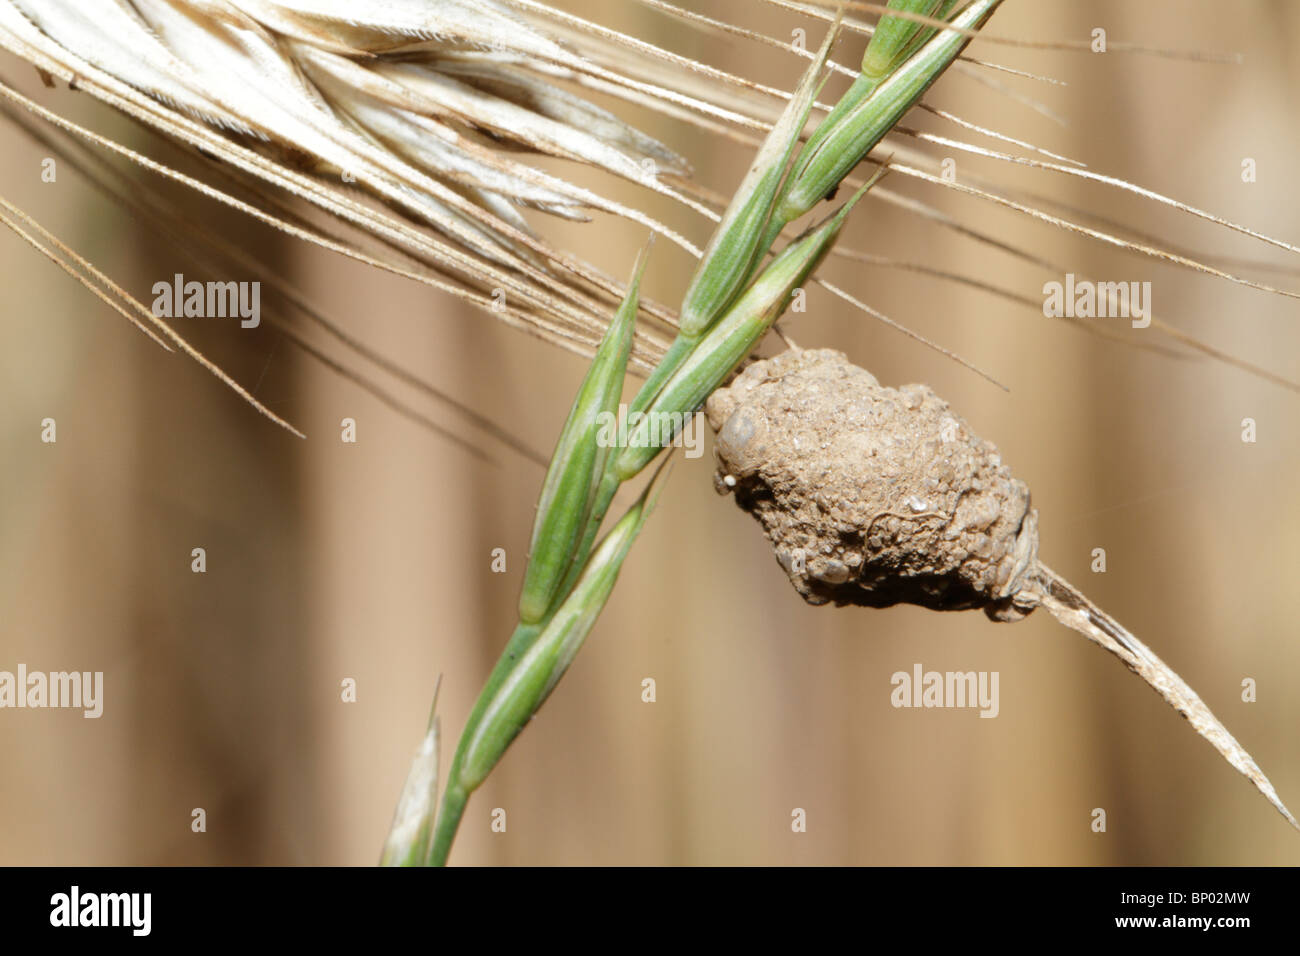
[705,348,1039,621]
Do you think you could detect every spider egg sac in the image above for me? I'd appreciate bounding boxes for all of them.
[706,349,1040,622]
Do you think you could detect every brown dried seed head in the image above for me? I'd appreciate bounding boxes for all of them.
[706,348,1037,621]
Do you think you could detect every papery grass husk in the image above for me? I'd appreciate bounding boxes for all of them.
[2,1,1299,445]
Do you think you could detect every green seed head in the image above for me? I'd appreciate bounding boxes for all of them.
[614,173,883,481]
[517,245,648,624]
[887,0,963,71]
[678,21,838,338]
[780,0,1002,225]
[766,1,957,247]
[460,465,669,791]
[861,0,945,79]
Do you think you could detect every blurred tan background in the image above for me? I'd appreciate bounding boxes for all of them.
[2,0,1299,865]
